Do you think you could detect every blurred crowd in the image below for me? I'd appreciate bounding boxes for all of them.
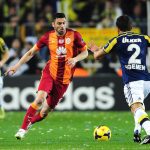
[0,0,148,77]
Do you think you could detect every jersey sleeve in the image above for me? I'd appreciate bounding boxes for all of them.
[0,38,9,53]
[144,35,150,47]
[103,37,117,53]
[35,32,49,51]
[74,31,87,52]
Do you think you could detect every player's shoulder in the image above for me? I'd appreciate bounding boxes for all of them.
[109,36,117,41]
[67,28,80,34]
[66,28,83,39]
[115,32,147,44]
[133,33,150,42]
[128,32,147,38]
[44,28,55,35]
[39,28,55,39]
[129,32,150,42]
[107,36,118,45]
[118,32,145,38]
[143,34,150,41]
[67,28,76,32]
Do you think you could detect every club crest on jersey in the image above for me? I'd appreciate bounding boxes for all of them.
[56,46,67,58]
[65,38,71,44]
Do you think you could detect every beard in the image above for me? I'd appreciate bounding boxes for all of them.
[58,31,64,35]
[57,28,66,36]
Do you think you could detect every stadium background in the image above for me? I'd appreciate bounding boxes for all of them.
[0,0,150,111]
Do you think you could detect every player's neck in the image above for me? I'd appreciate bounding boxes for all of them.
[118,30,132,35]
[56,30,66,37]
[57,33,66,37]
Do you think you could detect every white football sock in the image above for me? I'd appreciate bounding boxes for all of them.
[142,121,150,135]
[133,104,146,134]
[134,108,150,135]
[134,113,141,133]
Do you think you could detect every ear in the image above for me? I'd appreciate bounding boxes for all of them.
[52,22,54,28]
[66,21,68,27]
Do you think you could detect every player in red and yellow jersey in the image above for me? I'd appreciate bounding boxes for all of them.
[6,13,88,139]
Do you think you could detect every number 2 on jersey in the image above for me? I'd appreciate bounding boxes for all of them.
[128,44,141,64]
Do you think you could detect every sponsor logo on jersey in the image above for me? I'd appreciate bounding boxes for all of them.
[56,46,67,58]
[122,37,142,43]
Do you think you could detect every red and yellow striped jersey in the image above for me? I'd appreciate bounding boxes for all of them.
[35,28,87,84]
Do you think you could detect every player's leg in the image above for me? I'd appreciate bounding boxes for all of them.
[124,81,144,143]
[28,96,54,125]
[140,81,150,144]
[131,102,150,144]
[15,62,53,139]
[30,82,69,126]
[15,90,47,140]
[30,83,69,124]
[134,104,145,132]
[31,96,52,124]
[46,81,69,111]
[125,80,150,144]
[21,90,47,130]
[133,104,145,143]
[0,76,5,119]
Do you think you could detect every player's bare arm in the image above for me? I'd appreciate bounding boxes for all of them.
[67,50,88,68]
[6,46,38,75]
[0,50,9,68]
[88,42,106,60]
[93,48,106,60]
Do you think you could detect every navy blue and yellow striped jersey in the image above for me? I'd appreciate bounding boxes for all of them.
[103,31,150,84]
[0,37,9,76]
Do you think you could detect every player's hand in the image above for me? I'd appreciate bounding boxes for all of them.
[66,58,77,68]
[5,64,19,76]
[88,41,99,52]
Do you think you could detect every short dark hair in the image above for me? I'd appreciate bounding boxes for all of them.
[116,15,132,32]
[53,13,66,20]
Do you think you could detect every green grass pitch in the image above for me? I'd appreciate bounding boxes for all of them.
[0,111,150,150]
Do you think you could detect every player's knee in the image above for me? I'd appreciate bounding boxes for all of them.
[131,102,143,113]
[35,95,46,106]
[34,98,44,106]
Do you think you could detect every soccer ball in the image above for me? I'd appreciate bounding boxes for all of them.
[93,125,111,141]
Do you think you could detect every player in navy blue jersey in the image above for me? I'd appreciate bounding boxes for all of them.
[89,15,150,144]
